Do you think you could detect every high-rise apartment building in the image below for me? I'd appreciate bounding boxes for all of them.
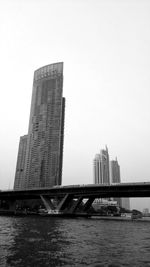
[14,62,65,190]
[109,158,122,207]
[93,146,110,184]
[14,135,28,190]
[109,158,120,184]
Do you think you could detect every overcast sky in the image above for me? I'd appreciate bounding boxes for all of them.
[0,0,150,210]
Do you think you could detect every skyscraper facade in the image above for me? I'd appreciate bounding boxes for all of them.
[14,135,28,190]
[14,62,65,189]
[109,158,120,184]
[93,146,110,184]
[109,158,122,207]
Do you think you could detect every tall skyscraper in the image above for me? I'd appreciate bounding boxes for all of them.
[93,146,110,184]
[14,62,65,190]
[109,158,120,184]
[93,148,129,209]
[109,158,122,207]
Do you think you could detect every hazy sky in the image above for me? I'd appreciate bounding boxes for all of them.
[0,0,150,210]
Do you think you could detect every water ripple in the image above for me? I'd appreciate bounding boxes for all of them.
[0,217,150,266]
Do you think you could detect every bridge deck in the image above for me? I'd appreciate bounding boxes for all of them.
[0,182,150,200]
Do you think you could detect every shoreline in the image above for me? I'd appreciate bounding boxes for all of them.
[90,215,150,222]
[0,210,150,222]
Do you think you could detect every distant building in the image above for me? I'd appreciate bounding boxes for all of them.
[110,158,120,184]
[14,62,65,190]
[14,135,28,190]
[121,198,130,210]
[93,148,130,209]
[93,146,110,184]
[109,158,122,207]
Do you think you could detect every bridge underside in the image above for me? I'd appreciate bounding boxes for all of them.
[0,194,97,215]
[39,194,96,214]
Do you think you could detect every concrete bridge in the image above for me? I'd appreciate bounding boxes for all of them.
[0,182,150,215]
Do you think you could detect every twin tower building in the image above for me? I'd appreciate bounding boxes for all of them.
[93,146,121,185]
[14,62,65,190]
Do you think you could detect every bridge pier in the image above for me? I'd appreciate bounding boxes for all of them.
[82,197,95,212]
[40,194,74,214]
[57,194,74,212]
[40,195,55,212]
[69,196,83,214]
[40,194,96,215]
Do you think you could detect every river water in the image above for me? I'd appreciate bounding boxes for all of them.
[0,216,150,267]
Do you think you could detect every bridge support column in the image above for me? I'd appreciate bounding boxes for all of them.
[57,194,74,212]
[83,197,95,212]
[69,196,83,214]
[40,195,55,212]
